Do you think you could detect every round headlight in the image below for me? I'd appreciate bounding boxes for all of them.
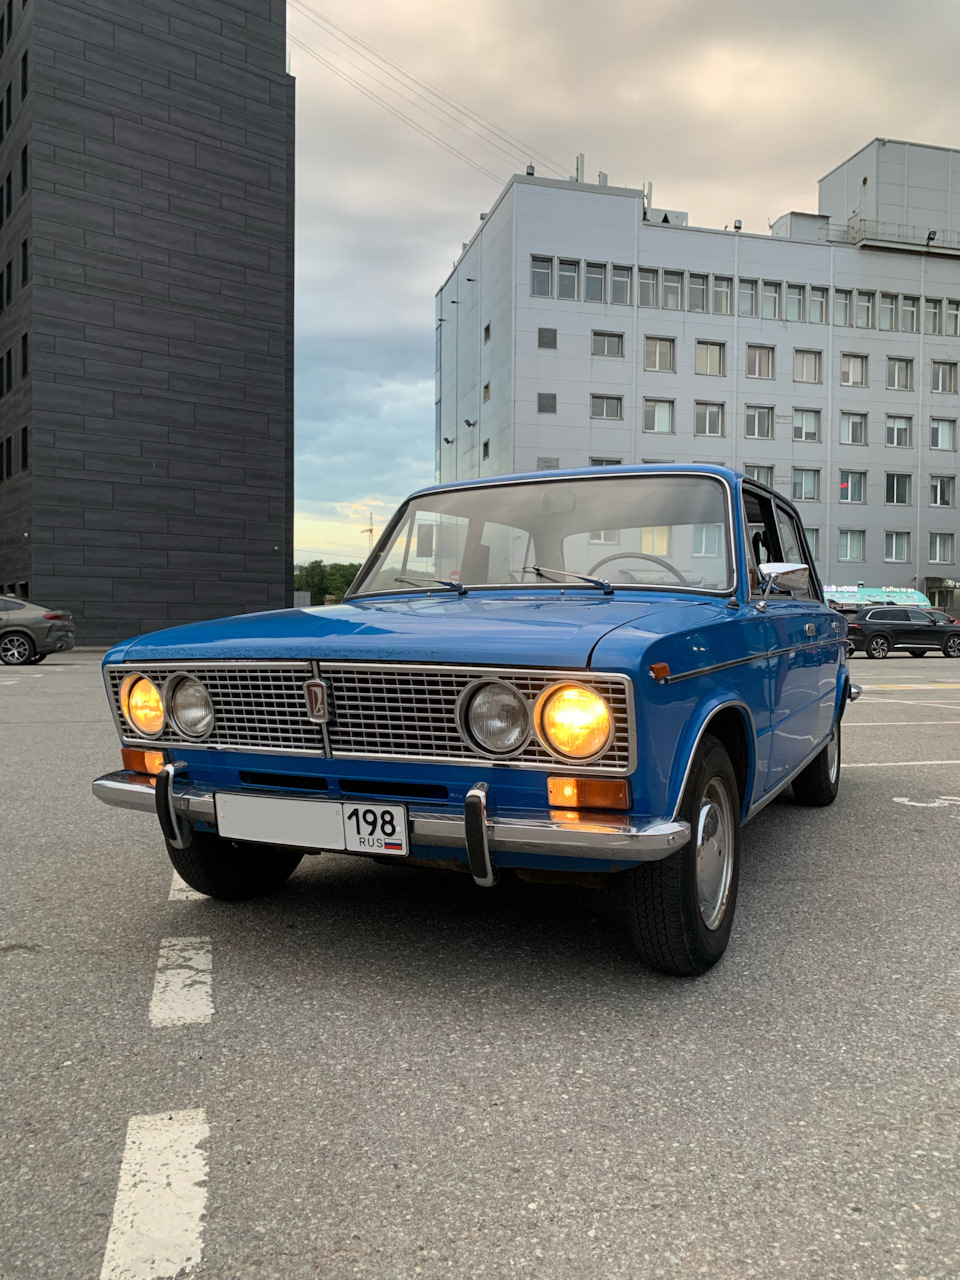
[464,681,530,756]
[169,676,215,738]
[121,675,165,737]
[536,684,612,760]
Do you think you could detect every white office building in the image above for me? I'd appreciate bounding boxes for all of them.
[435,138,960,608]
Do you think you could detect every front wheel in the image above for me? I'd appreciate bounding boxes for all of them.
[943,635,960,658]
[623,734,740,976]
[866,635,889,659]
[792,721,841,807]
[166,829,303,900]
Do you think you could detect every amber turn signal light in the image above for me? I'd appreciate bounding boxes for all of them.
[122,748,165,776]
[547,777,630,811]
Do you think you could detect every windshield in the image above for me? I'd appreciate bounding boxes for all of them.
[352,474,734,596]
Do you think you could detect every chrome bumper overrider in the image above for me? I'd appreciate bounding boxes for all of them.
[91,770,690,865]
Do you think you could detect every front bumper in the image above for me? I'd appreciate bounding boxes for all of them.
[92,770,690,867]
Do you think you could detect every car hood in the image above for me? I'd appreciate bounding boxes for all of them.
[105,592,715,670]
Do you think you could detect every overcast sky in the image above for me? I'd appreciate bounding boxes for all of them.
[289,0,960,565]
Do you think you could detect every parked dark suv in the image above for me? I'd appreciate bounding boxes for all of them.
[847,606,960,659]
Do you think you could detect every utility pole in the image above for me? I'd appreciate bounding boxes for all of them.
[361,511,375,553]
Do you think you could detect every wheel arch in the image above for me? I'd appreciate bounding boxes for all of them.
[669,699,757,823]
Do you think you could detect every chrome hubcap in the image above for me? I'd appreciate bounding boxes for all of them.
[0,636,29,664]
[695,778,735,932]
[826,729,840,783]
[949,638,960,657]
[871,639,886,657]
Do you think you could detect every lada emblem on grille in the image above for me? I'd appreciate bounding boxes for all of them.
[303,678,329,723]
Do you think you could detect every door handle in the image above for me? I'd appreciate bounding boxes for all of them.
[805,623,816,636]
[832,621,841,633]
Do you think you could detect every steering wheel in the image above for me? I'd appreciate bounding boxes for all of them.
[587,550,690,586]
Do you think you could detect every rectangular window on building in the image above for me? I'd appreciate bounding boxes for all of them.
[537,327,557,349]
[591,394,623,420]
[557,259,579,300]
[885,473,912,505]
[948,300,960,337]
[483,323,490,343]
[744,463,773,486]
[3,172,10,221]
[806,528,821,559]
[793,409,821,442]
[643,399,673,432]
[3,347,10,394]
[838,529,865,561]
[886,415,912,447]
[692,524,722,557]
[20,332,27,378]
[930,532,955,564]
[887,357,913,391]
[588,528,620,544]
[537,456,560,470]
[809,286,828,323]
[786,284,805,322]
[932,361,957,394]
[840,353,866,386]
[931,418,957,450]
[592,331,623,357]
[688,274,708,312]
[746,345,774,378]
[4,260,11,307]
[19,237,26,287]
[584,262,605,302]
[644,336,675,371]
[695,341,724,376]
[482,439,489,461]
[902,295,919,332]
[925,298,943,335]
[855,290,875,328]
[637,268,657,307]
[761,281,781,319]
[738,279,757,317]
[792,468,820,501]
[19,144,26,193]
[694,402,724,436]
[931,475,955,506]
[611,266,631,305]
[840,470,865,503]
[840,412,867,445]
[662,270,683,310]
[880,293,898,331]
[885,531,910,562]
[833,289,851,326]
[793,349,821,382]
[745,406,773,439]
[537,393,557,413]
[19,423,26,471]
[590,457,622,466]
[531,257,553,297]
[483,381,491,403]
[713,276,732,314]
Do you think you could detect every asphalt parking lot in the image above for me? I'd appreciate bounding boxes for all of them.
[2,650,959,1280]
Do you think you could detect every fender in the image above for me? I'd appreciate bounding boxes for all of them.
[666,693,759,822]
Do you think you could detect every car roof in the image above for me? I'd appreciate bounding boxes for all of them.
[409,463,756,502]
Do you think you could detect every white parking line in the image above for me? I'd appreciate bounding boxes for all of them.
[99,1110,209,1280]
[148,938,213,1028]
[844,720,960,727]
[843,760,960,768]
[168,871,204,902]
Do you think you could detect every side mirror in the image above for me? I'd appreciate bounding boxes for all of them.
[758,562,810,598]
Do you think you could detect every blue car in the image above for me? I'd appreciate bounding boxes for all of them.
[93,465,857,975]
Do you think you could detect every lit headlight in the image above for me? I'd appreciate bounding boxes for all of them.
[536,684,612,760]
[121,675,165,737]
[463,681,530,756]
[169,676,215,738]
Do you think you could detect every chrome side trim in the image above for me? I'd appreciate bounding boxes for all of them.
[660,638,843,685]
[91,771,689,862]
[744,734,832,822]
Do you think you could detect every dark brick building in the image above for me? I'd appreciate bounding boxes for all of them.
[0,0,294,643]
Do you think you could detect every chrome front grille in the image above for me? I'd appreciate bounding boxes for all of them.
[106,662,635,773]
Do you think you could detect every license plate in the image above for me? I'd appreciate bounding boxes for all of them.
[215,794,408,857]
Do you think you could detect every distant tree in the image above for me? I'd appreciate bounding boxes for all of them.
[293,561,362,605]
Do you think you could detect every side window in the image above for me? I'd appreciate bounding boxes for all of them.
[909,609,934,623]
[774,504,815,599]
[742,488,782,594]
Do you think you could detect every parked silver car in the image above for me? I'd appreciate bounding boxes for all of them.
[0,597,75,665]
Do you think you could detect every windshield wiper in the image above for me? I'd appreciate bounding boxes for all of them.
[394,576,468,596]
[521,564,613,595]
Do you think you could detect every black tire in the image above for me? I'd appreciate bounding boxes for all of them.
[866,634,890,659]
[792,720,841,807]
[623,734,740,977]
[29,653,48,664]
[0,632,35,665]
[909,649,926,658]
[166,829,303,900]
[943,635,960,658]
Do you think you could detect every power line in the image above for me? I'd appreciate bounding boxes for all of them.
[288,0,542,175]
[288,34,506,184]
[289,0,567,179]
